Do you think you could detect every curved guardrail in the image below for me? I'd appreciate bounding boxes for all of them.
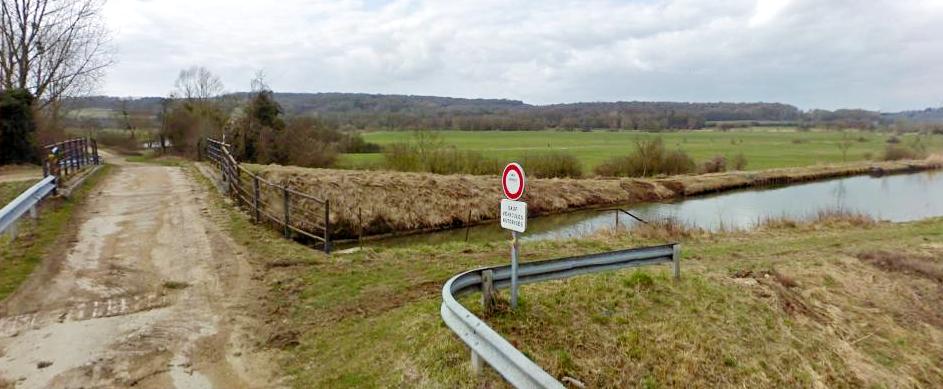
[0,176,57,238]
[441,243,679,388]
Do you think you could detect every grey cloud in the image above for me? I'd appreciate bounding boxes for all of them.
[101,0,943,111]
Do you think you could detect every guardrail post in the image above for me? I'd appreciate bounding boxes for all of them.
[471,350,483,376]
[672,243,681,280]
[282,183,291,238]
[481,269,495,315]
[615,209,619,228]
[5,221,16,241]
[324,200,332,254]
[253,176,261,223]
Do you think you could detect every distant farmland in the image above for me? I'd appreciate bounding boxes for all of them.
[338,128,943,173]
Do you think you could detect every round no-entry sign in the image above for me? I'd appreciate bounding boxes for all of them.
[502,163,526,200]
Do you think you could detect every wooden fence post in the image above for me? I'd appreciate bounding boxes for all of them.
[324,200,332,254]
[465,209,472,242]
[64,141,70,175]
[253,176,261,224]
[283,182,291,238]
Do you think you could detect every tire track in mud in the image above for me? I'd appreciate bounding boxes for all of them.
[0,159,280,389]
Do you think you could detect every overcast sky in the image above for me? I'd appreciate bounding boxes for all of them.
[101,0,943,111]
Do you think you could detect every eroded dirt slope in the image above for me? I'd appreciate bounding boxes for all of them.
[0,158,279,388]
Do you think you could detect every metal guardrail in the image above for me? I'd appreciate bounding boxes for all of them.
[441,243,680,388]
[0,176,57,239]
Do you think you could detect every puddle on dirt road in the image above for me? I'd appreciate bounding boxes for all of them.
[361,171,943,247]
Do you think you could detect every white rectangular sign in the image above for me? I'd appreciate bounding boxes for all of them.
[500,199,527,232]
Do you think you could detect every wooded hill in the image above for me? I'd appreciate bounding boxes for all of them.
[63,92,940,131]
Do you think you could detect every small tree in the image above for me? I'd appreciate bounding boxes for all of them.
[0,88,38,164]
[837,131,854,162]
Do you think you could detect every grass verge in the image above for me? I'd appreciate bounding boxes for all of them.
[0,180,35,205]
[192,161,943,387]
[0,165,112,300]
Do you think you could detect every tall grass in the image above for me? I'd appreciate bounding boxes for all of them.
[594,138,696,177]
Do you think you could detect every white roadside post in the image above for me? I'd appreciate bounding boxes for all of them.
[500,163,527,309]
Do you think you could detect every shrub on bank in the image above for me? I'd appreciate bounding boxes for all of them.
[522,152,583,178]
[594,138,696,177]
[882,144,923,161]
[701,155,727,173]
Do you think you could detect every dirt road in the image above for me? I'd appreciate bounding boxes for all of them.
[0,158,279,388]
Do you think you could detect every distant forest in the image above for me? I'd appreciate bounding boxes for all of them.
[63,93,943,132]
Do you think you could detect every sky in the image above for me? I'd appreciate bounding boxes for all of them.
[101,0,943,111]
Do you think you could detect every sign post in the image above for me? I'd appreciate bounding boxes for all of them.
[500,163,526,309]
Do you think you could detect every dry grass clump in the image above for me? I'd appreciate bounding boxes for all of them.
[758,208,876,230]
[627,217,703,241]
[856,250,943,284]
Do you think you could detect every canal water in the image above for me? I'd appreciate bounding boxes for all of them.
[368,171,943,247]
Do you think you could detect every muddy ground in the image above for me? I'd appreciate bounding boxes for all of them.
[0,156,281,388]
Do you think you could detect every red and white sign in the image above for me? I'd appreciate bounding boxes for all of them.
[502,163,526,200]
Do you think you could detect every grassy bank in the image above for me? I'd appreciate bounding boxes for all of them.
[253,158,942,238]
[0,165,111,300]
[339,129,943,172]
[195,162,943,388]
[0,181,35,205]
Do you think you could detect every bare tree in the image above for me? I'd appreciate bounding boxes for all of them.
[0,0,112,106]
[174,66,224,103]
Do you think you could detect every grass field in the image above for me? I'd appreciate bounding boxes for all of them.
[338,129,943,173]
[193,161,943,387]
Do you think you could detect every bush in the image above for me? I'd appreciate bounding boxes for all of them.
[0,89,38,164]
[731,153,748,170]
[273,119,338,168]
[886,136,901,144]
[338,133,381,153]
[881,144,923,161]
[594,138,695,177]
[701,155,727,173]
[523,152,583,178]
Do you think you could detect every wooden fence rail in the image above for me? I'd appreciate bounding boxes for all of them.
[202,138,332,253]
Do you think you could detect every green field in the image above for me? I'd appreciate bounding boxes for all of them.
[339,129,942,173]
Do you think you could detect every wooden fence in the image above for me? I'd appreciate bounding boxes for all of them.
[202,138,332,253]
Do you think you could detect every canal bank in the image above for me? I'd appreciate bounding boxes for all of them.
[253,157,941,243]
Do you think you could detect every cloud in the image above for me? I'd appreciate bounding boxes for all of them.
[101,0,943,111]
